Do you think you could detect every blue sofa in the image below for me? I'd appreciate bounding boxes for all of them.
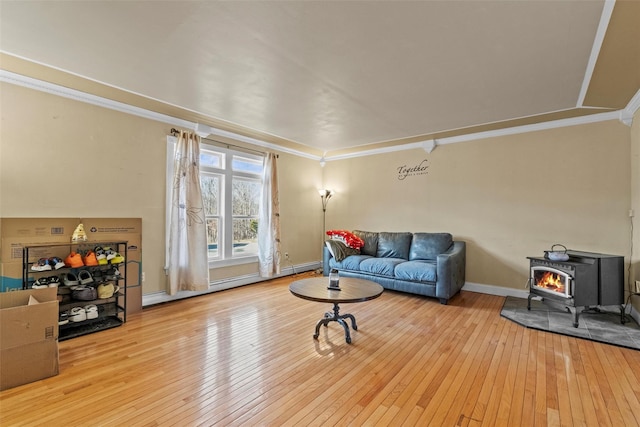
[323,230,466,304]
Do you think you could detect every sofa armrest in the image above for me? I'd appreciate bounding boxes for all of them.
[322,245,332,276]
[435,241,466,304]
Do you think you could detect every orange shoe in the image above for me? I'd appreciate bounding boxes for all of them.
[64,251,84,268]
[83,250,99,267]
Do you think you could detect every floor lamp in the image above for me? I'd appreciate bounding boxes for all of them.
[319,189,333,238]
[318,189,333,273]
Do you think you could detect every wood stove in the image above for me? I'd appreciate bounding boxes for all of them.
[527,250,624,327]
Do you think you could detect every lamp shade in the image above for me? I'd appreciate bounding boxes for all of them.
[318,189,333,198]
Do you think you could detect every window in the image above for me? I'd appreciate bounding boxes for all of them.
[166,137,265,269]
[199,143,264,263]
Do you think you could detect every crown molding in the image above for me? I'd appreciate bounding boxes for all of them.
[0,69,198,130]
[0,69,317,161]
[1,69,632,164]
[620,88,640,126]
[576,0,615,107]
[327,109,623,162]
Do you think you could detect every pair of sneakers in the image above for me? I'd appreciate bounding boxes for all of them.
[64,270,94,287]
[62,304,98,324]
[94,246,125,265]
[31,257,65,271]
[64,250,101,267]
[32,275,61,289]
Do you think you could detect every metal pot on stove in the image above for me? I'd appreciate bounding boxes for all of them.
[544,244,569,262]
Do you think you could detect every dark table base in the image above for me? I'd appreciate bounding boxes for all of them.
[314,302,357,344]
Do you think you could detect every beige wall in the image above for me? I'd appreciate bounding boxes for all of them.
[631,108,640,312]
[1,81,636,303]
[324,120,632,290]
[0,83,322,294]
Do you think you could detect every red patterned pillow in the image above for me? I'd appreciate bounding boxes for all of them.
[326,230,365,249]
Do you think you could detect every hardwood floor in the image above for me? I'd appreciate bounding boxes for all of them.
[1,272,639,426]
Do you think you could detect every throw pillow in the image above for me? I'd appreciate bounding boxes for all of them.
[326,230,365,249]
[325,240,360,262]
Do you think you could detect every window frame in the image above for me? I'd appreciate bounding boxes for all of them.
[166,137,264,270]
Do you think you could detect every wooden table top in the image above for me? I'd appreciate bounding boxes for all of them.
[289,277,384,304]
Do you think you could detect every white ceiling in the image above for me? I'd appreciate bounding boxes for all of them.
[0,1,636,154]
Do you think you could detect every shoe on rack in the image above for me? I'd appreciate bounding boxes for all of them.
[95,246,109,265]
[58,311,70,326]
[64,252,84,268]
[91,268,104,282]
[83,251,99,267]
[32,277,50,289]
[105,267,121,281]
[31,258,52,272]
[49,257,66,270]
[97,283,115,299]
[47,275,60,288]
[109,253,125,264]
[72,286,97,301]
[78,270,94,285]
[69,307,87,322]
[94,246,106,260]
[103,247,116,261]
[84,304,98,320]
[63,272,80,287]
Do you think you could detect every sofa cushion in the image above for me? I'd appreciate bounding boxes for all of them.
[329,254,372,271]
[395,260,437,282]
[359,257,405,277]
[353,230,379,257]
[376,232,412,260]
[409,233,453,261]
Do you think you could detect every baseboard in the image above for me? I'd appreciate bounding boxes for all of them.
[462,281,530,299]
[142,262,319,307]
[144,274,640,324]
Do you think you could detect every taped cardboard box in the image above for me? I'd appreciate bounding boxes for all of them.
[0,287,59,390]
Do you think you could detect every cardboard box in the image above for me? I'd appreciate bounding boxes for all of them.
[0,287,59,390]
[1,218,142,261]
[0,218,143,313]
[82,218,141,241]
[126,284,142,315]
[0,262,24,292]
[0,218,79,239]
[1,235,71,292]
[1,236,72,264]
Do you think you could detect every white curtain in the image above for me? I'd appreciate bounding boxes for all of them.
[168,130,209,295]
[258,153,281,277]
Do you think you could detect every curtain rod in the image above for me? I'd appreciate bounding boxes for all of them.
[170,128,277,158]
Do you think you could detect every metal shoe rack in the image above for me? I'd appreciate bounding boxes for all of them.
[22,241,127,341]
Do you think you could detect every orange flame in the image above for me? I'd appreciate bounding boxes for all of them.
[537,272,566,293]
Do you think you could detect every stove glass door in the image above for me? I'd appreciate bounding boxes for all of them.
[531,266,571,298]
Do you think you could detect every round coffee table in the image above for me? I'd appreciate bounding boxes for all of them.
[289,277,384,344]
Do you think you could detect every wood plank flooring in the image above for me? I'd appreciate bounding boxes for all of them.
[1,272,639,426]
